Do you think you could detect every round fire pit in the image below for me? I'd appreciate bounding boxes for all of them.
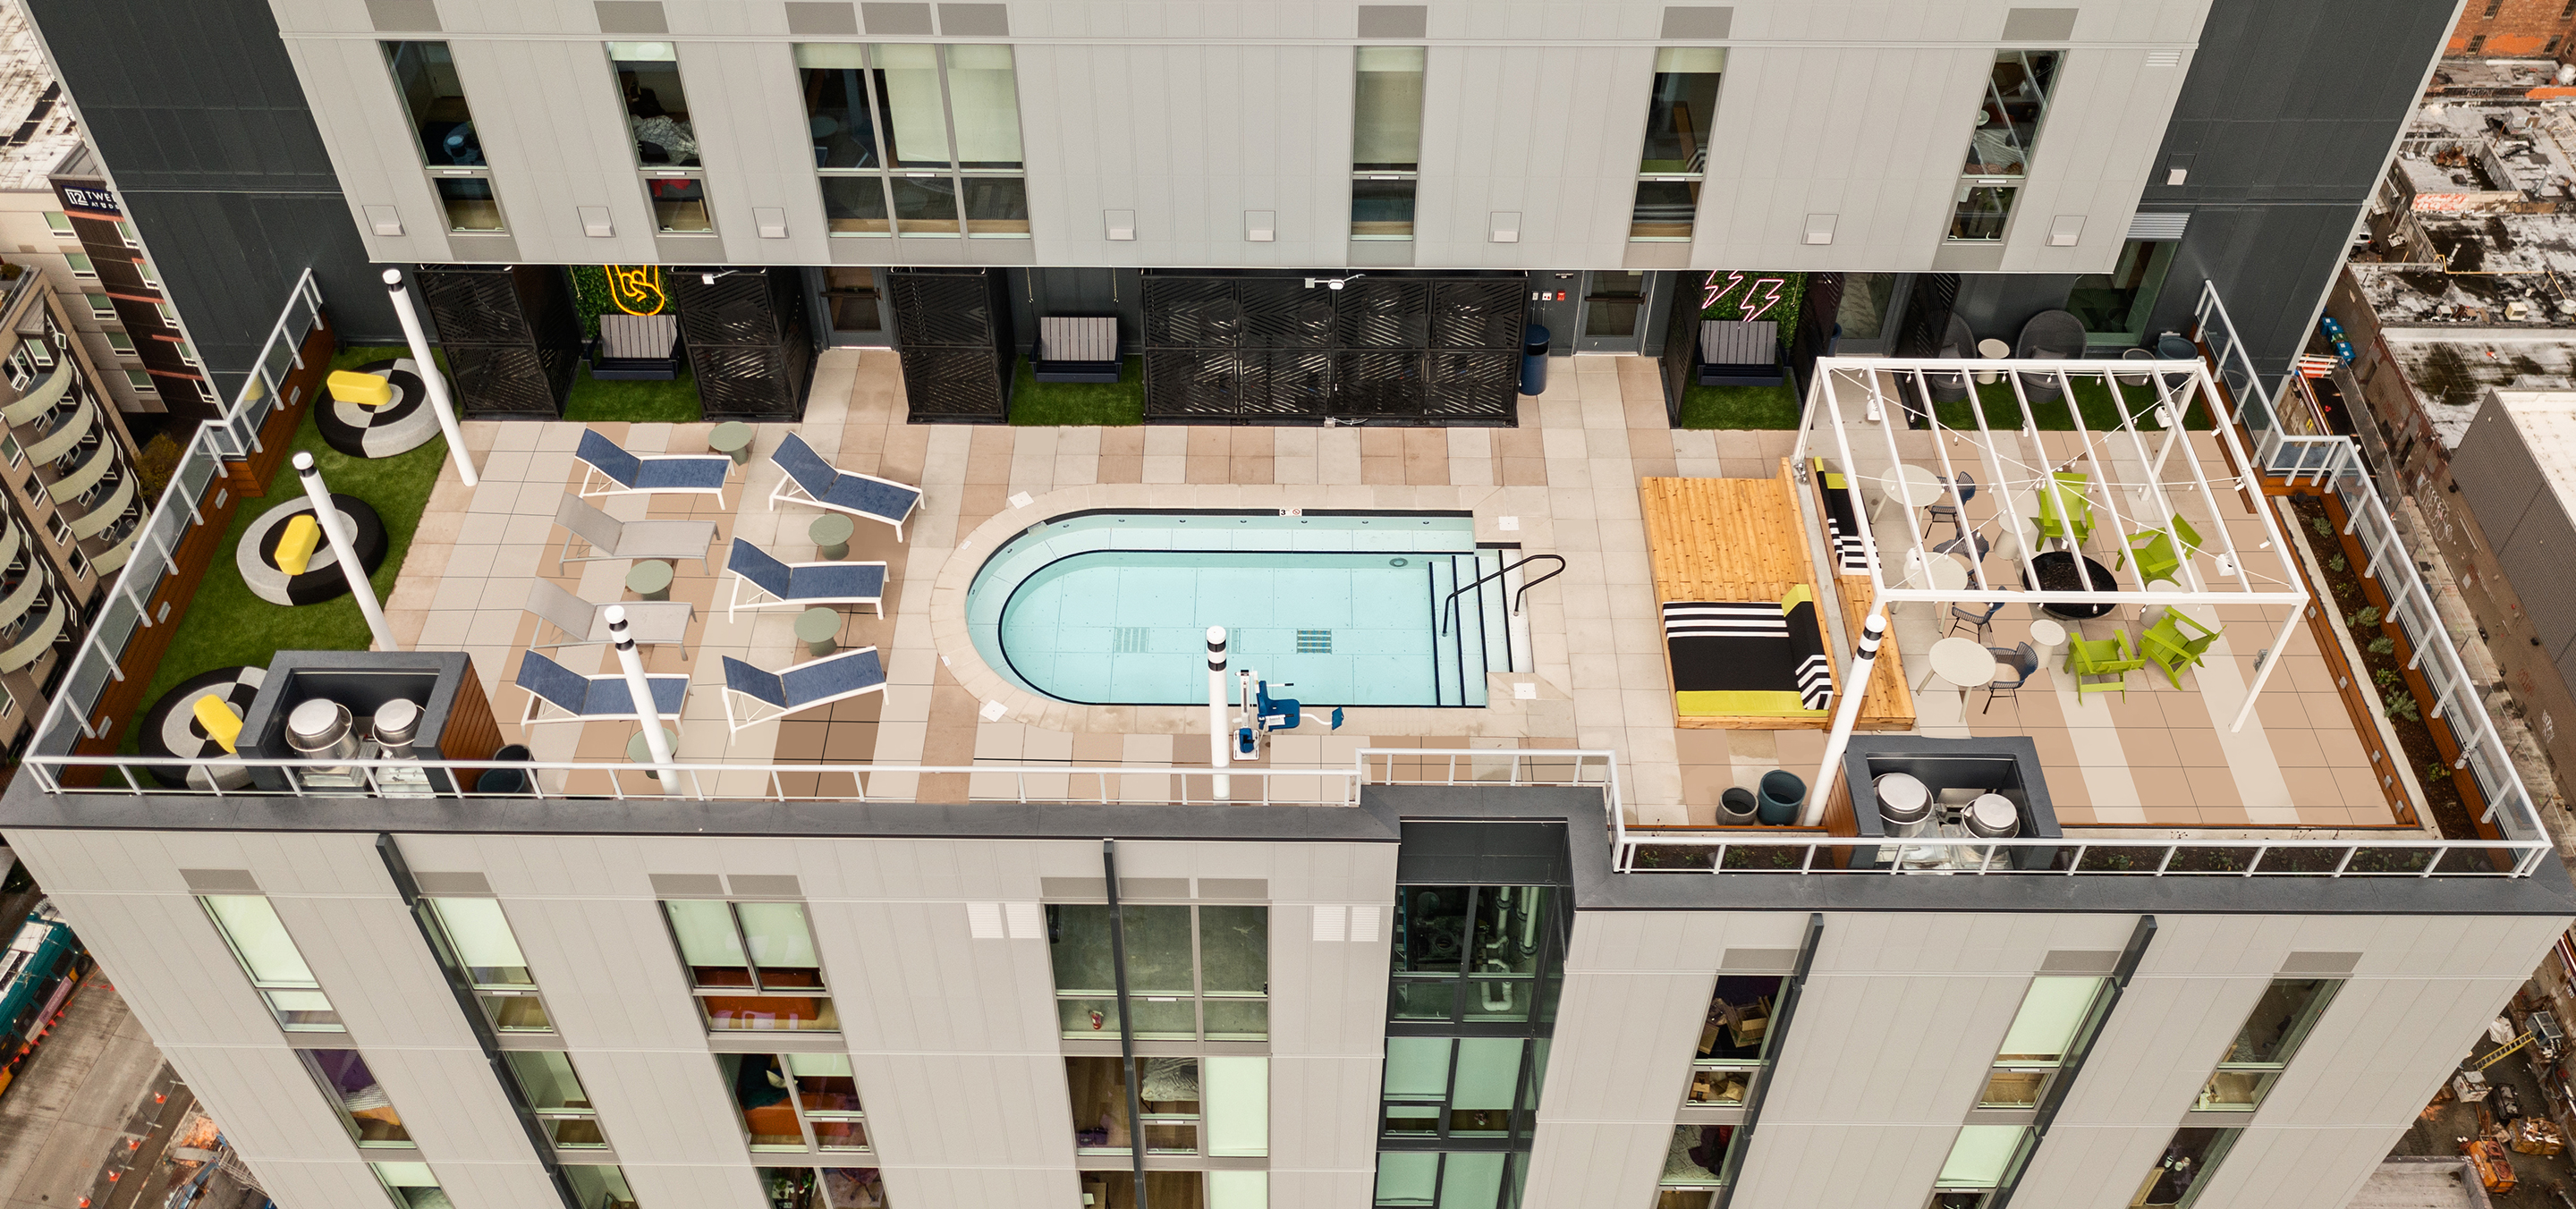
[2021,550,2117,621]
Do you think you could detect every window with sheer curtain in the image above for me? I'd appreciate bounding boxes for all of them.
[423,897,553,1033]
[661,899,840,1032]
[200,894,340,1031]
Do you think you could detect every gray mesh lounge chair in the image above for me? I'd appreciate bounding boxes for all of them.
[523,579,693,647]
[719,646,887,734]
[513,649,688,725]
[768,432,921,542]
[576,428,733,506]
[554,494,716,572]
[724,538,888,620]
[2014,309,2088,403]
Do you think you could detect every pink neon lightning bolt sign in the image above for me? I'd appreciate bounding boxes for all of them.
[1703,270,1788,322]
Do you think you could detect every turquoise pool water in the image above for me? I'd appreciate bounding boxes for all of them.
[966,512,1496,707]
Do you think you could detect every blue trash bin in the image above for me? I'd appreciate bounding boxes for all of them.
[1520,326,1552,397]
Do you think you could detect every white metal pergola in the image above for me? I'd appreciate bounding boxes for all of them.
[1786,355,2312,814]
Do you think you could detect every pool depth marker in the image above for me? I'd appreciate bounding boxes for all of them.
[1208,626,1231,800]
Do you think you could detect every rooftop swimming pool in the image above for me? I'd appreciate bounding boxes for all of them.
[966,512,1517,708]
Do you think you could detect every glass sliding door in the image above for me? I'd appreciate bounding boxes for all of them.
[1575,272,1654,354]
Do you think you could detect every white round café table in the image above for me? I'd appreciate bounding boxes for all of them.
[1976,338,2012,385]
[2026,617,2068,664]
[1922,636,2000,698]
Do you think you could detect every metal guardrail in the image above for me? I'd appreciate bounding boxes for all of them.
[2189,279,2544,855]
[27,269,321,753]
[1612,832,2551,877]
[21,748,1623,810]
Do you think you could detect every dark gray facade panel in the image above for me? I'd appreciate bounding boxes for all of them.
[1999,8,2079,40]
[860,2,934,35]
[1357,4,1429,38]
[2452,402,2550,554]
[2136,0,2456,376]
[2498,499,2576,662]
[592,0,667,34]
[784,1,860,35]
[26,0,401,385]
[1660,6,1733,38]
[364,0,441,31]
[936,3,1008,36]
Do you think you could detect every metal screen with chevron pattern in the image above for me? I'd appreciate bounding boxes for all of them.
[1140,274,1523,424]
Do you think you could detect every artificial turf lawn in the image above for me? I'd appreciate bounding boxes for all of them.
[1010,355,1144,426]
[122,344,448,751]
[562,361,703,423]
[1677,382,1801,429]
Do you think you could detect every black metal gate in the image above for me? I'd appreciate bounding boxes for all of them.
[1140,273,1522,425]
[667,266,816,422]
[414,265,580,418]
[890,267,1013,423]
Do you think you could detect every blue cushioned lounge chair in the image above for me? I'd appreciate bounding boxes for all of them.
[513,649,689,725]
[768,432,922,542]
[576,428,733,506]
[724,538,888,621]
[719,646,888,735]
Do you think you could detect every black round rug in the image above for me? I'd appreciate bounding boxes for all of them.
[137,664,266,790]
[236,493,386,606]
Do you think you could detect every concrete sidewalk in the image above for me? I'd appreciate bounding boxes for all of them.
[0,978,176,1209]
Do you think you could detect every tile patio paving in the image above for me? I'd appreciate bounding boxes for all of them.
[382,350,2411,832]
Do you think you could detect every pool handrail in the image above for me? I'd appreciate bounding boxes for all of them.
[1439,554,1564,636]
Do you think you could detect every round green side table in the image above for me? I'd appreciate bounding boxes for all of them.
[626,558,674,602]
[708,420,756,466]
[626,724,682,782]
[794,606,841,657]
[809,512,856,561]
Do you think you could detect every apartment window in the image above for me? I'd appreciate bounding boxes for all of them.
[1,684,17,717]
[1381,1037,1542,1142]
[606,42,716,234]
[105,333,134,355]
[200,894,342,1031]
[1927,1125,2033,1209]
[661,899,839,1031]
[301,1050,412,1147]
[373,1162,448,1209]
[1687,974,1783,1105]
[503,1050,607,1148]
[1377,1151,1523,1209]
[65,546,87,580]
[1648,1124,1735,1206]
[2,434,21,468]
[63,253,92,278]
[2470,34,2488,54]
[177,341,199,367]
[386,42,480,165]
[1352,46,1426,240]
[41,211,70,236]
[721,1053,869,1151]
[1390,886,1559,1025]
[2485,0,2504,17]
[2070,241,2180,349]
[136,258,160,289]
[1631,47,1724,241]
[563,1166,641,1209]
[758,1166,888,1209]
[794,43,1028,238]
[83,293,111,319]
[1950,50,2060,241]
[1977,976,2109,1108]
[1046,903,1268,1039]
[433,176,506,233]
[421,897,553,1032]
[2133,1128,2240,1208]
[44,512,71,547]
[123,369,155,392]
[2194,977,2338,1111]
[1065,1054,1267,1158]
[153,301,177,326]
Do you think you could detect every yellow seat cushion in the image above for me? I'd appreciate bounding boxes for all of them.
[192,694,244,754]
[275,513,321,576]
[1675,690,1824,718]
[326,370,394,409]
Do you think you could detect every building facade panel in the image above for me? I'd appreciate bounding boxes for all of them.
[277,33,458,265]
[568,1046,763,1168]
[2012,1123,2190,1209]
[1732,1120,1963,1205]
[445,37,667,262]
[1411,43,1652,270]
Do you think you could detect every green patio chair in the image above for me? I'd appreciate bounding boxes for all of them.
[2030,473,2096,545]
[2171,512,2205,557]
[2063,630,2145,703]
[2121,530,2184,586]
[2140,611,2223,689]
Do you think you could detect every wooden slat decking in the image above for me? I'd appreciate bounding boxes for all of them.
[1640,461,1914,731]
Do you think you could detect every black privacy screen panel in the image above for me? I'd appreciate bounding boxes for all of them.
[1141,273,1522,425]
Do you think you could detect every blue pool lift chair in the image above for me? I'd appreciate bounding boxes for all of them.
[575,428,733,507]
[514,650,688,726]
[719,647,888,735]
[723,537,888,621]
[769,432,923,542]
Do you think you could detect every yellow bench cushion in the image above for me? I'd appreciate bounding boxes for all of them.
[275,513,321,576]
[192,694,244,754]
[1675,690,1823,718]
[326,369,394,409]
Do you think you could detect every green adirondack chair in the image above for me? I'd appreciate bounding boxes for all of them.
[2064,630,2145,702]
[2029,472,2095,545]
[2124,530,2184,586]
[2140,610,2222,689]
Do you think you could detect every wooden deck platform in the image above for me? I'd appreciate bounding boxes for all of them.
[1640,461,1915,731]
